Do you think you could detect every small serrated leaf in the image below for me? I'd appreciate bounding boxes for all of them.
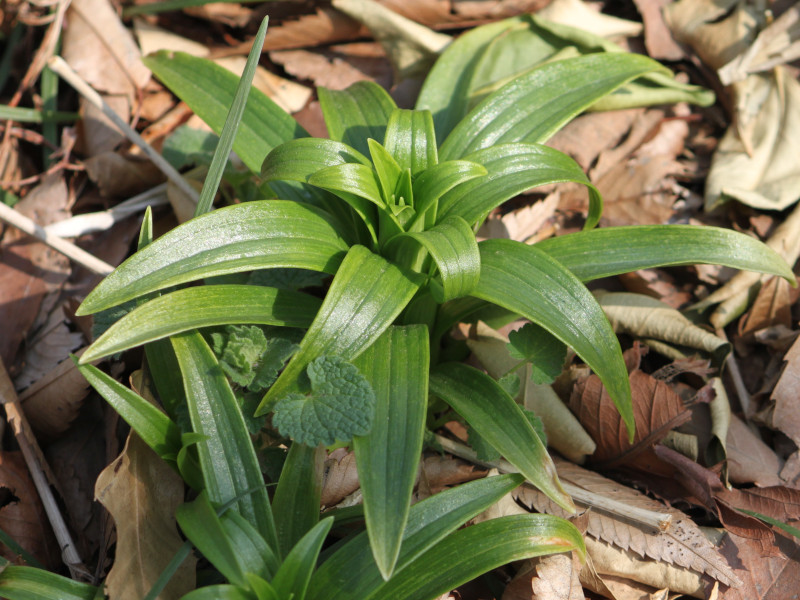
[273,356,376,446]
[212,325,268,388]
[507,323,567,385]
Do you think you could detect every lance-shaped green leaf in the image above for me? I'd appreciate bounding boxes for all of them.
[271,443,324,559]
[258,245,424,414]
[75,361,182,459]
[0,565,98,600]
[430,362,572,511]
[372,514,584,600]
[408,160,487,229]
[318,81,397,157]
[416,17,525,143]
[439,53,665,160]
[181,585,254,600]
[144,51,306,173]
[383,109,438,176]
[308,163,385,208]
[77,201,349,315]
[81,286,321,363]
[352,326,428,580]
[171,331,277,547]
[308,474,524,600]
[261,138,371,183]
[272,517,333,600]
[474,238,633,439]
[389,216,480,302]
[438,143,602,229]
[368,139,404,204]
[536,224,797,284]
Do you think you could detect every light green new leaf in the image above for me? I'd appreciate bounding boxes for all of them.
[75,361,181,459]
[475,238,633,439]
[261,138,371,183]
[272,356,376,446]
[271,518,333,600]
[318,81,397,157]
[536,224,797,285]
[439,52,665,160]
[368,139,404,204]
[416,17,524,142]
[308,163,385,208]
[430,362,572,511]
[392,216,481,302]
[171,331,277,548]
[0,566,98,600]
[308,474,524,600]
[409,160,487,228]
[372,514,584,600]
[77,201,349,315]
[195,16,269,216]
[438,143,602,229]
[258,245,423,414]
[384,109,438,176]
[81,286,320,363]
[181,585,255,600]
[271,442,324,559]
[144,51,306,173]
[352,325,428,580]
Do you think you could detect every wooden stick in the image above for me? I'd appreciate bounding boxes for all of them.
[0,201,114,275]
[0,359,87,577]
[46,56,199,205]
[434,434,673,534]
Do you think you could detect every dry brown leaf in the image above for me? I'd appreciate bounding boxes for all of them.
[262,7,365,51]
[420,454,486,494]
[569,345,693,467]
[632,0,687,60]
[477,192,559,243]
[75,96,130,157]
[96,432,195,599]
[184,2,252,27]
[504,553,584,600]
[737,276,793,337]
[0,451,60,569]
[321,448,360,507]
[516,458,741,589]
[538,0,643,38]
[766,334,800,448]
[0,174,71,375]
[618,269,693,309]
[84,152,165,198]
[726,414,783,487]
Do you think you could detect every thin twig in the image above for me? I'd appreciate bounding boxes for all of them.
[434,434,673,534]
[46,56,200,205]
[0,359,88,579]
[0,201,114,275]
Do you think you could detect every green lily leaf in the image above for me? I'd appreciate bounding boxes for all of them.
[258,245,423,414]
[439,52,665,160]
[271,443,324,559]
[308,163,385,208]
[308,474,524,600]
[416,17,525,143]
[384,109,438,176]
[352,325,428,580]
[372,514,584,600]
[474,238,633,439]
[409,160,487,229]
[368,139,404,205]
[219,509,280,580]
[271,518,333,600]
[438,142,602,229]
[430,362,573,511]
[75,360,182,460]
[181,585,255,600]
[272,355,376,446]
[318,81,397,157]
[81,285,320,363]
[144,51,306,173]
[536,224,797,285]
[261,138,371,183]
[0,566,98,600]
[391,216,481,302]
[76,201,349,315]
[171,331,277,547]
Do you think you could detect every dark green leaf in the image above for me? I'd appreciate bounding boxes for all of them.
[261,138,370,183]
[409,160,487,229]
[271,518,333,600]
[508,323,567,385]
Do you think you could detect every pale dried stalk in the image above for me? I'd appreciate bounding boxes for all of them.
[46,56,200,205]
[0,359,87,578]
[434,434,673,533]
[0,200,114,275]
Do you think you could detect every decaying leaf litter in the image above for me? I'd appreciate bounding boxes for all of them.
[1,0,800,598]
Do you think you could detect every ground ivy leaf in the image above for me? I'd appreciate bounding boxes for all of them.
[507,323,567,385]
[497,372,521,398]
[272,355,376,446]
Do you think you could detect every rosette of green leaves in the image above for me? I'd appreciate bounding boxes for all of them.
[76,39,794,584]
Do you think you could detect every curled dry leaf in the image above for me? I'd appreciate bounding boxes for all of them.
[516,457,741,590]
[599,291,730,365]
[569,345,692,468]
[503,553,584,600]
[765,333,800,449]
[737,275,793,337]
[95,433,196,600]
[538,0,643,38]
[321,448,360,507]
